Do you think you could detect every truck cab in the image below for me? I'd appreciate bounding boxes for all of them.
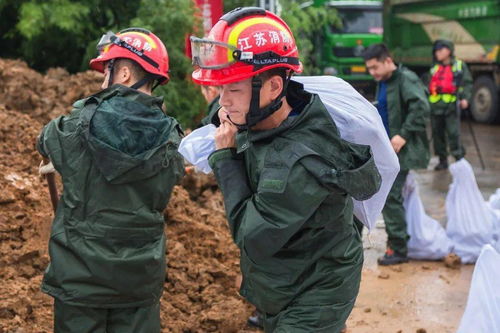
[318,0,383,96]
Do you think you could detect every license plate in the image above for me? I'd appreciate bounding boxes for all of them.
[351,66,366,73]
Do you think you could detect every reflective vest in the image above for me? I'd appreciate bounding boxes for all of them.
[429,60,463,104]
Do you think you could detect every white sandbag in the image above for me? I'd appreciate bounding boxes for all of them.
[179,76,400,229]
[178,124,216,174]
[456,244,500,333]
[403,172,453,260]
[293,76,399,230]
[445,159,494,263]
[489,188,500,210]
[487,189,500,242]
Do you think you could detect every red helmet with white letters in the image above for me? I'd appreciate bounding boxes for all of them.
[191,7,302,86]
[90,27,169,86]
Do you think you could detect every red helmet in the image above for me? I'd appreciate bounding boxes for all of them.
[90,28,170,84]
[191,7,302,85]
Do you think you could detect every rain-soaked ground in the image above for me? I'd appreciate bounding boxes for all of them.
[346,122,500,333]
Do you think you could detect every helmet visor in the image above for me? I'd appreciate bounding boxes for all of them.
[190,36,245,69]
[96,31,120,52]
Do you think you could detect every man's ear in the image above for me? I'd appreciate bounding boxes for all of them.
[208,86,219,99]
[269,75,284,100]
[116,65,132,85]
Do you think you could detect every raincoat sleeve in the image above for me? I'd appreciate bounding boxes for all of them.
[36,130,49,158]
[399,72,430,140]
[458,62,473,102]
[208,148,330,263]
[36,101,84,158]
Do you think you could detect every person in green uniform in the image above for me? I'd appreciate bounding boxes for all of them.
[199,85,221,127]
[190,8,381,332]
[362,43,430,265]
[428,39,472,170]
[37,28,184,333]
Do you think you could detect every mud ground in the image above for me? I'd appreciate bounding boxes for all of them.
[0,58,498,332]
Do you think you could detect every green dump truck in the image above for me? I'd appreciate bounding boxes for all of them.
[310,0,383,95]
[384,0,500,123]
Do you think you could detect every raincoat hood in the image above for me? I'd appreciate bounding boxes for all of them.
[81,84,179,183]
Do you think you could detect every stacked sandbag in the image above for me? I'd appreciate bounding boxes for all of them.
[403,172,453,260]
[456,243,500,333]
[487,188,500,242]
[445,159,494,263]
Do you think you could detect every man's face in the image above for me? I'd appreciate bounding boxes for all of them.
[219,77,277,125]
[365,57,393,82]
[219,79,252,125]
[435,47,451,62]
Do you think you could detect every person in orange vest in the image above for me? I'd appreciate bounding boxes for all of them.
[428,39,472,170]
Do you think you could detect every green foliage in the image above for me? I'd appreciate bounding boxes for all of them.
[223,0,255,12]
[280,1,339,74]
[2,0,141,72]
[17,0,90,39]
[132,0,206,129]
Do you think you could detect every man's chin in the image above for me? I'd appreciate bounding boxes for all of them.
[227,115,246,126]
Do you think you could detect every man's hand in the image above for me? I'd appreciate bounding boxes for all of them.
[39,160,55,180]
[459,99,469,110]
[215,121,237,150]
[391,135,407,153]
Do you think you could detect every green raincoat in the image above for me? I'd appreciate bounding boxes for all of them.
[209,81,381,331]
[375,65,430,255]
[37,84,184,308]
[377,65,431,170]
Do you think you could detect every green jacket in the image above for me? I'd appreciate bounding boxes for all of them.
[376,65,430,170]
[37,85,184,308]
[199,95,221,127]
[209,81,381,315]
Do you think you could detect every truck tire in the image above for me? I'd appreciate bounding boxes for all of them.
[471,75,499,123]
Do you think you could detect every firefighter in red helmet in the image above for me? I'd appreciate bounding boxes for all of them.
[191,7,381,332]
[37,28,184,333]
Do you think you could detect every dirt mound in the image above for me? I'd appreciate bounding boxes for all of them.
[0,59,254,332]
[0,59,102,124]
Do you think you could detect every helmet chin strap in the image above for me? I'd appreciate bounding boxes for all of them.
[130,73,162,91]
[234,72,292,131]
[226,115,246,128]
[107,59,115,88]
